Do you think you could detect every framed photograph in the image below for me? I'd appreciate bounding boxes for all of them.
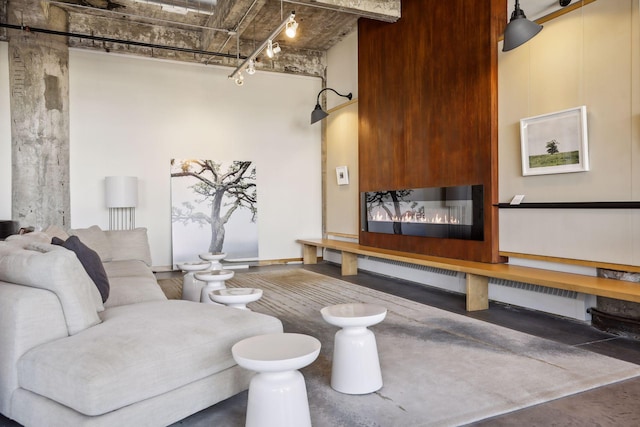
[520,106,589,176]
[336,166,349,185]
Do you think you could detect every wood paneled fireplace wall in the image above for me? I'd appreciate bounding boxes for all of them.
[358,0,506,263]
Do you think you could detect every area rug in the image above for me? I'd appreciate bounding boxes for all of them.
[164,269,640,426]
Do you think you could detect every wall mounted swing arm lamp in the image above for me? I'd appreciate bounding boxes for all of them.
[310,88,352,124]
[502,0,543,52]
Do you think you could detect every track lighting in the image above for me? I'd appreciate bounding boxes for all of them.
[285,18,298,38]
[266,40,281,59]
[228,11,296,84]
[502,0,543,52]
[310,88,353,124]
[246,59,256,75]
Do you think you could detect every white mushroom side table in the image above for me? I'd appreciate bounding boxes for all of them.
[320,303,387,394]
[209,288,263,310]
[176,261,211,302]
[194,269,235,304]
[199,252,227,271]
[232,333,321,427]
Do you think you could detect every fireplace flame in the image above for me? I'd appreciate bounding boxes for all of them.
[370,209,462,225]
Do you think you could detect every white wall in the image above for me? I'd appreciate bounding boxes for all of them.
[68,49,323,266]
[0,42,10,220]
[498,0,640,266]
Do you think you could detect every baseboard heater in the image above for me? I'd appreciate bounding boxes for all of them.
[323,249,595,321]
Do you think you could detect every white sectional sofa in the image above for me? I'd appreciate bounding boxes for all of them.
[0,226,283,427]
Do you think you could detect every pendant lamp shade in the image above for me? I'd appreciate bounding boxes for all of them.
[503,1,543,52]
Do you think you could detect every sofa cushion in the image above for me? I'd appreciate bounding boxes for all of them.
[69,225,113,262]
[103,260,156,280]
[17,300,283,416]
[105,228,153,266]
[52,236,110,303]
[0,247,103,335]
[103,275,166,308]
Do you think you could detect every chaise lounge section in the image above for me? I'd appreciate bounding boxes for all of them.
[0,226,283,427]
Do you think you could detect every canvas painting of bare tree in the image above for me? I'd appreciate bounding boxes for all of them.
[170,159,258,266]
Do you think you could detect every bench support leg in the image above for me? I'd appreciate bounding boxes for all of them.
[341,252,358,276]
[466,274,489,311]
[302,244,318,265]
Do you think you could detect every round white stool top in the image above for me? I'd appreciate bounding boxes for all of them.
[177,261,210,272]
[194,269,235,281]
[321,303,387,328]
[199,252,227,262]
[210,288,262,304]
[232,333,321,373]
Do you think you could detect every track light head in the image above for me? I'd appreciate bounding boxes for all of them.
[246,59,256,75]
[285,18,298,38]
[235,73,244,86]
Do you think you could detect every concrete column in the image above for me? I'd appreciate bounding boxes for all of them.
[8,2,70,229]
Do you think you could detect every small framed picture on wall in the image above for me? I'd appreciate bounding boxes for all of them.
[336,166,349,185]
[520,106,589,176]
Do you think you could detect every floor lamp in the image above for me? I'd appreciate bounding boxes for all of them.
[105,176,138,230]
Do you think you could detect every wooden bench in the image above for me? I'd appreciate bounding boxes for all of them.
[296,238,640,312]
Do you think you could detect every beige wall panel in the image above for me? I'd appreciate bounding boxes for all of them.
[581,0,633,199]
[499,0,639,266]
[326,102,359,236]
[498,41,531,200]
[633,0,640,201]
[529,11,583,115]
[499,209,634,265]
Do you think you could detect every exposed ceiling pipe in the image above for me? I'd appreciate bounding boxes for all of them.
[0,22,244,60]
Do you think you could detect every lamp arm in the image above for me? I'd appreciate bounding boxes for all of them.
[315,87,353,105]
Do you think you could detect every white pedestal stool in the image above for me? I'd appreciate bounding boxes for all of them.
[176,261,211,302]
[199,252,227,270]
[194,269,234,304]
[232,333,321,427]
[321,303,387,394]
[209,288,263,310]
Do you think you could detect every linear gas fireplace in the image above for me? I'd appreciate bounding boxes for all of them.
[361,185,484,241]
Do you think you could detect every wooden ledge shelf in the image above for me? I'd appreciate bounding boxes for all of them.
[297,238,640,312]
[495,202,640,209]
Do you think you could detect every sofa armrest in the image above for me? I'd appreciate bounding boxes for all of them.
[0,282,68,418]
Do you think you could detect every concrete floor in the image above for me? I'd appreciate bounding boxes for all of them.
[2,262,639,426]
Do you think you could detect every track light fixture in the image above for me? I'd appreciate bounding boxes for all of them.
[235,73,244,86]
[502,0,543,52]
[228,11,296,85]
[285,19,298,38]
[310,88,353,125]
[246,59,256,75]
[266,40,281,59]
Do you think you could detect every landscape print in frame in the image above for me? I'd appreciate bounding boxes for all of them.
[170,159,258,266]
[520,106,589,176]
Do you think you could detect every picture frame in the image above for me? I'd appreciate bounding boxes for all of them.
[335,166,349,185]
[520,106,589,176]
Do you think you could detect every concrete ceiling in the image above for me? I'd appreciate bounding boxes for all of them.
[3,1,579,78]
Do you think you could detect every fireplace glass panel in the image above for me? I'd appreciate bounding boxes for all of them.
[361,185,483,241]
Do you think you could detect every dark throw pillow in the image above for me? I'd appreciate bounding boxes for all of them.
[52,236,110,303]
